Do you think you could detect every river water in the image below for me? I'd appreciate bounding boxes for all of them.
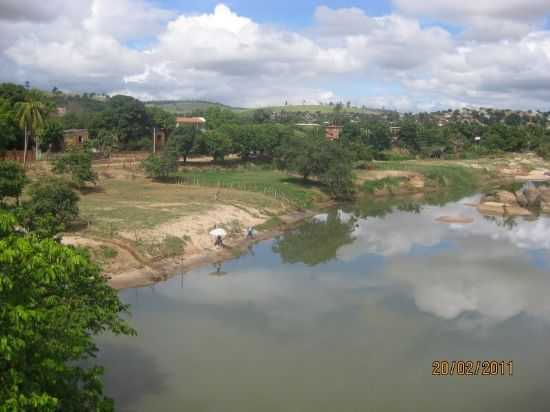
[98,193,550,411]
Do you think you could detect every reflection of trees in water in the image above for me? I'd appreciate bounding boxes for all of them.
[348,189,474,219]
[349,197,423,219]
[483,215,518,230]
[272,211,356,266]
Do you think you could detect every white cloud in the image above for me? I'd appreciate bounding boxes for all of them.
[1,1,550,109]
[83,0,175,42]
[0,0,90,22]
[393,0,550,22]
[393,0,550,41]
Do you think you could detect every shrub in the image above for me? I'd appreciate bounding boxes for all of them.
[53,150,97,188]
[0,160,27,204]
[19,178,79,237]
[142,149,177,179]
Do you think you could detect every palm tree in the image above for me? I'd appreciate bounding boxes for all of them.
[15,99,46,166]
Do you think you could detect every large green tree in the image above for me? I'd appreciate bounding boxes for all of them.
[99,95,151,148]
[0,211,135,411]
[275,131,355,199]
[146,106,176,134]
[202,128,233,162]
[38,121,64,152]
[169,124,198,163]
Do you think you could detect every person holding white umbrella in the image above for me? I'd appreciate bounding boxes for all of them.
[209,225,227,247]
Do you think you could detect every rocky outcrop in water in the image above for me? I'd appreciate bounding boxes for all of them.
[477,186,550,217]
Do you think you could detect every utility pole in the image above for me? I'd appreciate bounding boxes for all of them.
[153,127,156,154]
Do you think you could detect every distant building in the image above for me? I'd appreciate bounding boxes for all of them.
[325,125,343,141]
[63,129,89,149]
[295,123,321,127]
[56,107,67,116]
[389,126,400,136]
[176,116,206,128]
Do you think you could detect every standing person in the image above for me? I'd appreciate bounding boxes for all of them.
[246,227,255,239]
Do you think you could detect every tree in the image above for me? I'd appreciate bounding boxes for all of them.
[146,106,176,134]
[0,83,27,105]
[0,97,19,152]
[38,120,64,152]
[0,160,27,205]
[203,129,233,162]
[320,144,356,200]
[94,129,118,158]
[169,125,198,163]
[365,122,391,151]
[399,119,419,152]
[204,107,238,129]
[99,95,151,148]
[0,211,135,411]
[15,98,46,166]
[53,150,97,188]
[275,130,327,180]
[252,108,271,123]
[275,131,355,199]
[19,178,80,237]
[142,149,178,180]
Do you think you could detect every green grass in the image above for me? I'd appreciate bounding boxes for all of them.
[174,168,324,209]
[145,100,246,114]
[99,245,118,260]
[135,235,189,258]
[371,161,486,199]
[254,216,284,231]
[362,176,406,193]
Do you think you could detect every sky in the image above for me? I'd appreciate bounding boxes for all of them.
[0,0,549,112]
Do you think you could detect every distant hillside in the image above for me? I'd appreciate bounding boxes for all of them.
[145,100,247,114]
[257,104,394,115]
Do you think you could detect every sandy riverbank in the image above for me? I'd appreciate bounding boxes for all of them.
[64,205,326,290]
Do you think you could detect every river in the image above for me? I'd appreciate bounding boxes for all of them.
[98,193,550,411]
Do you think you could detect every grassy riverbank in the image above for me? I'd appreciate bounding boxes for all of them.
[173,167,325,209]
[60,153,549,288]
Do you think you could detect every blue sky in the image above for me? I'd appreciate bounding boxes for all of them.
[1,0,550,111]
[165,0,392,28]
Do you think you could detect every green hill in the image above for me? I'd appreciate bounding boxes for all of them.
[145,100,247,114]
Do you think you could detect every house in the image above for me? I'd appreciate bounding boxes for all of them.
[389,126,401,136]
[56,107,67,116]
[63,129,89,149]
[325,125,343,141]
[176,116,206,128]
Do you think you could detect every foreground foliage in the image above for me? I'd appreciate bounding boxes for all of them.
[0,211,135,411]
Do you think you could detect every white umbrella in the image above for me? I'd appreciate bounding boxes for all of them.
[209,228,227,238]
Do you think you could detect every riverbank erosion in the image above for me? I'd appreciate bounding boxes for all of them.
[60,154,550,289]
